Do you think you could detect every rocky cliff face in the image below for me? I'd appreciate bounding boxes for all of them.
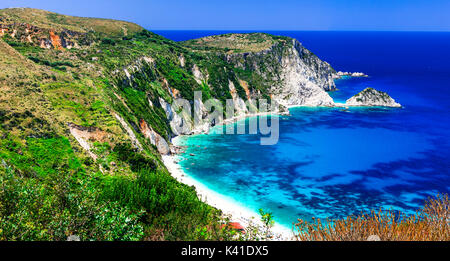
[346,88,402,107]
[273,39,336,106]
[224,39,336,107]
[1,8,399,159]
[113,34,340,141]
[0,17,87,50]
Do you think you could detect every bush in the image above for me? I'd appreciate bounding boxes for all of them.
[113,143,157,172]
[101,38,116,46]
[294,194,450,241]
[101,168,232,240]
[0,136,144,241]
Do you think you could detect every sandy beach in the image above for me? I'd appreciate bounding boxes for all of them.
[162,136,295,240]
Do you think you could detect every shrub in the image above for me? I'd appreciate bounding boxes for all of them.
[101,38,116,46]
[0,136,144,241]
[113,143,157,172]
[294,194,450,241]
[101,167,233,240]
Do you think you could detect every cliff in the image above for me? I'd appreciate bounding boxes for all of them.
[148,33,338,136]
[184,33,336,107]
[0,8,399,240]
[0,8,401,158]
[2,7,398,170]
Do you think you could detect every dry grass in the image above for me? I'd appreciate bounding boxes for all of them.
[0,8,142,36]
[183,33,286,54]
[294,194,449,241]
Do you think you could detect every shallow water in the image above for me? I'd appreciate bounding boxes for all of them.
[162,31,450,228]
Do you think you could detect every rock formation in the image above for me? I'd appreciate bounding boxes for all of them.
[346,88,401,107]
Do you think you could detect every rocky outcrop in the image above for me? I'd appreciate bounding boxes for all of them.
[178,54,185,67]
[49,31,63,50]
[334,71,368,79]
[225,39,336,107]
[228,80,249,115]
[159,98,194,135]
[113,56,155,87]
[113,33,402,148]
[113,113,143,151]
[346,88,401,107]
[139,119,170,155]
[192,64,208,85]
[0,18,85,50]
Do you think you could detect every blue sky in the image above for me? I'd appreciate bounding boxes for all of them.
[1,0,449,31]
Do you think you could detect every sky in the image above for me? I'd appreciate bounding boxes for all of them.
[1,0,449,31]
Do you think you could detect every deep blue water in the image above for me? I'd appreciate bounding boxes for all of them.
[155,31,450,228]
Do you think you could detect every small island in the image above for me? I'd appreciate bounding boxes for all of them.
[346,87,402,107]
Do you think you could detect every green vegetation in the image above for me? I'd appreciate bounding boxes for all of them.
[1,8,242,241]
[183,33,289,54]
[0,8,142,36]
[0,135,143,240]
[0,8,445,242]
[101,168,228,240]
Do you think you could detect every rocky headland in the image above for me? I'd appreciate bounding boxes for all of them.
[0,8,402,240]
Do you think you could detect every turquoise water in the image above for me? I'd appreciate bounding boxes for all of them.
[164,31,450,228]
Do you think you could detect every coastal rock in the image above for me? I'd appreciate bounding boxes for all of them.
[228,80,249,116]
[334,71,369,79]
[159,98,194,135]
[225,39,337,107]
[116,34,341,141]
[346,88,401,107]
[170,145,187,155]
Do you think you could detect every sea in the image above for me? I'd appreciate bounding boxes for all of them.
[154,30,450,228]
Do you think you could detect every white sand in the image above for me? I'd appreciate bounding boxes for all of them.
[163,137,295,240]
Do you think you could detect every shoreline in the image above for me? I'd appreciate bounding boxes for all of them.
[160,79,391,241]
[161,100,399,240]
[163,136,295,240]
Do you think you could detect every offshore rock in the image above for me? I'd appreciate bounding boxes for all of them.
[346,88,401,107]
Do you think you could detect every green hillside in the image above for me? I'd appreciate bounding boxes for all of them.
[0,8,251,241]
[0,8,142,35]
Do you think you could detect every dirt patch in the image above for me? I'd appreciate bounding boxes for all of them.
[239,79,251,100]
[67,122,108,159]
[49,31,63,50]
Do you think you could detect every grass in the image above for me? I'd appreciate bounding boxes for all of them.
[1,7,446,242]
[0,8,142,36]
[182,33,289,54]
[0,134,144,241]
[294,194,450,241]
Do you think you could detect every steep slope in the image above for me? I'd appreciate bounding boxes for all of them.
[0,8,341,241]
[0,38,60,138]
[183,33,336,108]
[0,8,227,241]
[0,8,141,34]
